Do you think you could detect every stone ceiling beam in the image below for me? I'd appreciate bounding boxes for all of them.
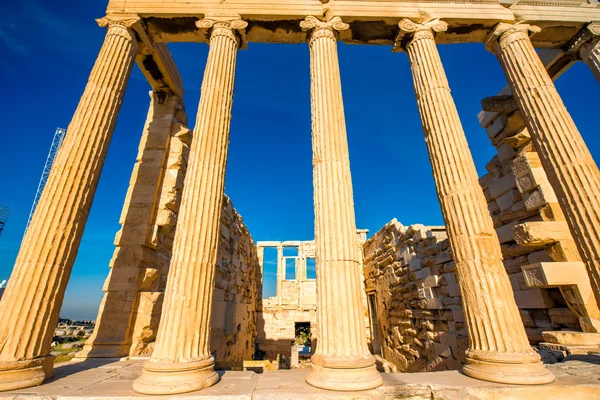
[132,20,184,100]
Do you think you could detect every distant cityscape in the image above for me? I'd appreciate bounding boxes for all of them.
[1,279,95,363]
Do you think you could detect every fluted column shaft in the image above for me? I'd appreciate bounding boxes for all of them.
[133,17,245,395]
[399,19,553,385]
[0,17,138,392]
[300,16,381,392]
[581,38,600,82]
[488,23,600,311]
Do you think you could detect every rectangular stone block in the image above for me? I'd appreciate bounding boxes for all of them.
[443,273,461,297]
[513,221,571,247]
[497,143,516,163]
[514,288,555,309]
[409,256,423,272]
[496,189,520,212]
[523,183,557,211]
[521,261,588,288]
[512,151,542,177]
[488,172,517,199]
[496,222,518,244]
[485,114,508,139]
[421,275,440,288]
[515,167,547,194]
[425,298,444,310]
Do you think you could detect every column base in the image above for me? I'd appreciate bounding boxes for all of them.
[0,356,54,392]
[306,362,383,391]
[133,358,218,395]
[463,357,555,385]
[75,343,129,359]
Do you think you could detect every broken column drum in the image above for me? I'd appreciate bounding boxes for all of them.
[300,15,382,391]
[398,18,554,385]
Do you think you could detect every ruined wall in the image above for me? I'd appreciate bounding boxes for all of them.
[478,99,599,334]
[130,195,260,368]
[256,242,318,363]
[211,196,261,369]
[363,102,599,373]
[363,221,466,372]
[257,299,317,362]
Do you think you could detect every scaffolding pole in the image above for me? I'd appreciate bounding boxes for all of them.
[0,204,10,239]
[26,127,67,232]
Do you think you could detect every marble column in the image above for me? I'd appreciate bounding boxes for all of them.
[300,15,382,391]
[580,33,600,83]
[398,19,553,385]
[77,91,181,359]
[0,16,139,392]
[133,16,246,395]
[487,22,600,314]
[564,22,600,83]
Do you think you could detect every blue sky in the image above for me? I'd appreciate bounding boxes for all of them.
[0,1,598,320]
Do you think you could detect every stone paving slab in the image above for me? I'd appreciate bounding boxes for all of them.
[1,359,599,400]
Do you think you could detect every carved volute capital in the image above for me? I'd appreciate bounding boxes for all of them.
[394,19,448,51]
[96,14,141,42]
[485,22,541,54]
[300,16,349,44]
[196,16,248,48]
[564,22,600,57]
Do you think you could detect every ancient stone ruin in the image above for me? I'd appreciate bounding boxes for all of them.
[0,0,600,398]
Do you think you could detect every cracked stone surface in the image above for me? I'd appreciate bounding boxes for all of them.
[1,358,598,399]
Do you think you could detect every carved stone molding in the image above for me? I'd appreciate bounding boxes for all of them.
[394,18,448,51]
[196,16,248,48]
[300,16,349,44]
[565,21,600,56]
[97,14,141,30]
[481,94,519,115]
[485,23,541,53]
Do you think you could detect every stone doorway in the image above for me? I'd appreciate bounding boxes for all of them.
[368,293,382,356]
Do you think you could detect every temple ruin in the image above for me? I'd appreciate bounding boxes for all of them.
[1,0,600,398]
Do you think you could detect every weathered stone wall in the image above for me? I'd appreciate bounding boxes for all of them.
[363,106,597,373]
[257,299,317,362]
[130,195,260,368]
[363,221,466,372]
[211,196,260,369]
[478,102,599,334]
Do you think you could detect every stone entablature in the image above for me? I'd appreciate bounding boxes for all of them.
[106,0,599,47]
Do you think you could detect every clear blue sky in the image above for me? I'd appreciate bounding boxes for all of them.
[0,1,598,320]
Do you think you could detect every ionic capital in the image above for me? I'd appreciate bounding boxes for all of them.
[96,14,141,41]
[394,19,448,51]
[300,16,349,43]
[485,22,541,54]
[564,22,600,56]
[196,16,248,48]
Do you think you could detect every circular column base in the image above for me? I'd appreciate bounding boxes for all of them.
[133,358,218,395]
[0,356,54,392]
[463,358,555,385]
[306,362,383,391]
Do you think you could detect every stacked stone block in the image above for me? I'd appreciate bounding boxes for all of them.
[136,194,260,364]
[210,196,260,369]
[478,100,600,337]
[363,220,467,372]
